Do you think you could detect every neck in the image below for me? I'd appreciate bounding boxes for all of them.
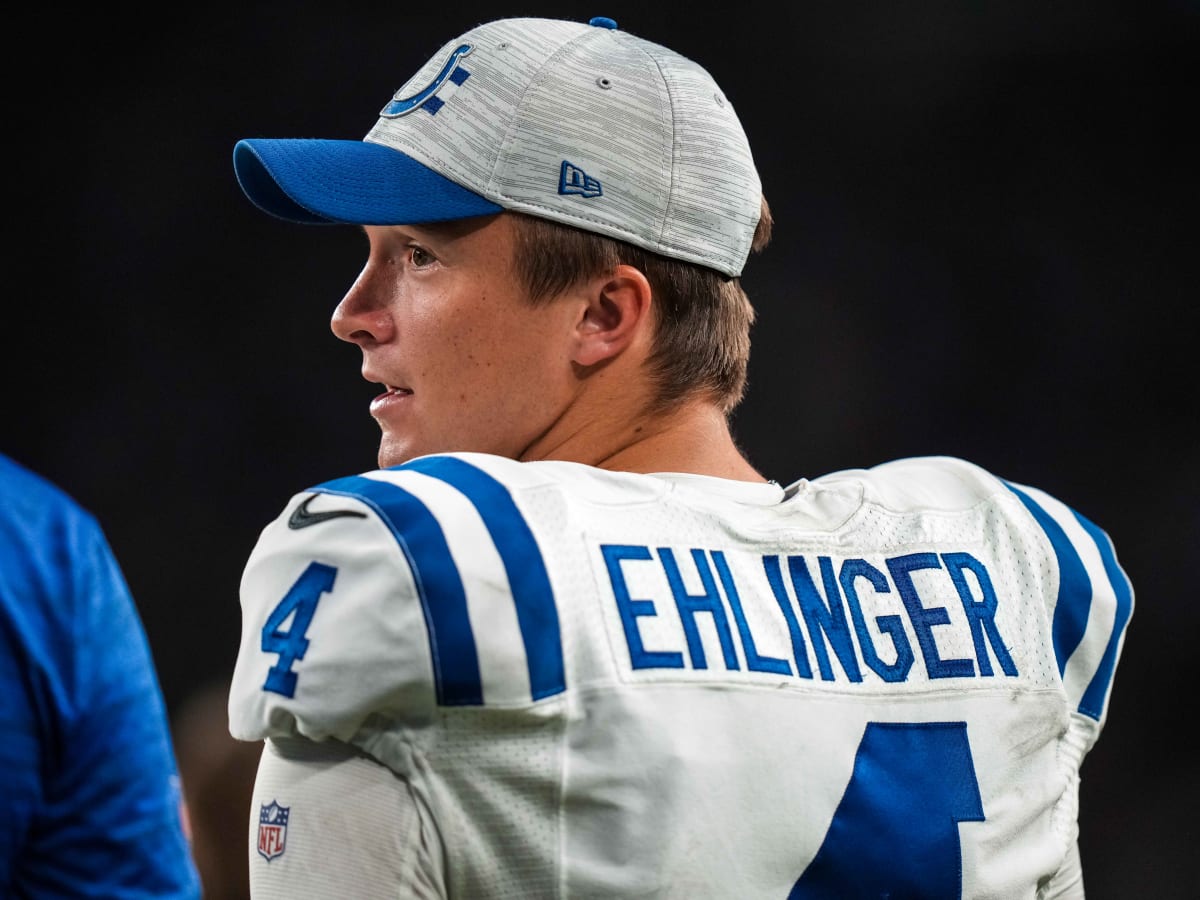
[522,394,766,483]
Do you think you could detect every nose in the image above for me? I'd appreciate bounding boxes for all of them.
[331,264,394,345]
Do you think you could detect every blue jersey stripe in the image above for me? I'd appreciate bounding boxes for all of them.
[401,456,565,700]
[314,475,483,706]
[1005,483,1092,682]
[1073,511,1134,720]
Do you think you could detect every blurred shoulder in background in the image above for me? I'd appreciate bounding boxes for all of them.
[0,451,201,898]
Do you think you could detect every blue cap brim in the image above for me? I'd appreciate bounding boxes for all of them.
[233,138,504,225]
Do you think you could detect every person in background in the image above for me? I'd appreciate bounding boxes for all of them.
[173,679,262,899]
[227,14,1133,898]
[0,451,200,898]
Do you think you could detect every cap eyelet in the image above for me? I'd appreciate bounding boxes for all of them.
[597,76,613,89]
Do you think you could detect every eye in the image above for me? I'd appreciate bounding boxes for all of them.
[409,245,436,268]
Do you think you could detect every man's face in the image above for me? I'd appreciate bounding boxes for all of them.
[331,214,582,468]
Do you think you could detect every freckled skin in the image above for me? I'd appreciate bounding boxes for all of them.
[331,212,766,482]
[331,214,585,468]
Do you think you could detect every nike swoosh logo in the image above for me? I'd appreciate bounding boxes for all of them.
[287,495,368,530]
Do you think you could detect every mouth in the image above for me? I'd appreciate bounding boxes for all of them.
[365,375,413,417]
[357,367,410,417]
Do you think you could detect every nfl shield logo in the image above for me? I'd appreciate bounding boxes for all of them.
[257,800,290,862]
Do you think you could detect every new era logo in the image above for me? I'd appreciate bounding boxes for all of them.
[559,161,602,198]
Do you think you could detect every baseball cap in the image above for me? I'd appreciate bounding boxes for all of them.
[233,15,762,277]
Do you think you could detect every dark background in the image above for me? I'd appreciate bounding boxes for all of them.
[7,1,1195,897]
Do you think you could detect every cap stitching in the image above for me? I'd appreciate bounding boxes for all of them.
[488,26,596,202]
[487,29,688,267]
[633,41,676,252]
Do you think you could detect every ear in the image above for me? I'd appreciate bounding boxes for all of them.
[572,264,653,368]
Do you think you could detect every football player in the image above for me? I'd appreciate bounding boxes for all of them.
[228,15,1132,898]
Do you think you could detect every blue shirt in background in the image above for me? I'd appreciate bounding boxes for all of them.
[0,452,200,898]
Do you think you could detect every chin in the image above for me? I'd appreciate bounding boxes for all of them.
[376,435,419,470]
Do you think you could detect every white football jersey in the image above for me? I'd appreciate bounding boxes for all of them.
[229,453,1132,899]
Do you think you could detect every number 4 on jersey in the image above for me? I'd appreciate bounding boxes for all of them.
[260,561,337,698]
[791,721,984,899]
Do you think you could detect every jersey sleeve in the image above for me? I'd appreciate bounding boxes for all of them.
[229,480,441,746]
[247,736,445,898]
[1002,479,1135,731]
[828,455,1135,732]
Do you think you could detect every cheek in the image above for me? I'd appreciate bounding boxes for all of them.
[408,288,572,408]
[402,294,479,378]
[454,300,553,371]
[495,312,573,383]
[463,317,572,424]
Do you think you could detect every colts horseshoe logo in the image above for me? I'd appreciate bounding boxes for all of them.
[381,43,474,117]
